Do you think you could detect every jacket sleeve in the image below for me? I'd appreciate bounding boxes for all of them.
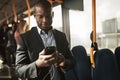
[15,35,38,78]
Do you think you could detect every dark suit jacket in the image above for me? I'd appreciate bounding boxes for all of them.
[15,27,75,80]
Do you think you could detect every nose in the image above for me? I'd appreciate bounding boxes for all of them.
[42,17,47,22]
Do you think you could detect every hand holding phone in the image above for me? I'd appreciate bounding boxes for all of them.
[45,46,56,55]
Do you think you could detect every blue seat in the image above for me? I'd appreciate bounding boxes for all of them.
[71,45,92,80]
[93,49,120,80]
[115,47,120,72]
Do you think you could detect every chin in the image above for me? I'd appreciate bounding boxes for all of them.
[43,26,50,29]
[42,27,49,30]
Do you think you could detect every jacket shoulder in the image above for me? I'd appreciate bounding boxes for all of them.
[53,29,65,35]
[21,27,37,37]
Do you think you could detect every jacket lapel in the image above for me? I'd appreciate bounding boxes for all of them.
[31,27,45,50]
[52,29,60,50]
[28,27,44,61]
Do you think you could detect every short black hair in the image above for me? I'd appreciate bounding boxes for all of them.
[33,0,52,13]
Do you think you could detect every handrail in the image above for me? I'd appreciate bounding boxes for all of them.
[12,0,17,22]
[25,0,31,30]
[90,0,97,68]
[92,0,96,42]
[4,5,9,24]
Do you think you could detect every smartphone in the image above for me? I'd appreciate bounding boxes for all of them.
[45,46,56,55]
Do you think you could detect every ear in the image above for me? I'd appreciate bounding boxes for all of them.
[52,12,54,18]
[33,10,36,18]
[33,13,35,17]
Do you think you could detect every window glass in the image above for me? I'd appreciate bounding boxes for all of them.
[52,5,62,31]
[69,0,92,52]
[69,0,120,53]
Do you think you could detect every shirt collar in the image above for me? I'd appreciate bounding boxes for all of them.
[37,26,53,35]
[37,26,41,34]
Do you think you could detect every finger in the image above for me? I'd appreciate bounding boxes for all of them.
[39,49,46,55]
[47,57,56,65]
[55,51,59,54]
[58,52,62,55]
[44,55,54,60]
[57,54,65,63]
[59,61,65,67]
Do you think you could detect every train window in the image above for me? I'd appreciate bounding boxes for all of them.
[69,0,92,52]
[24,15,37,29]
[96,0,120,51]
[69,0,120,53]
[52,5,62,31]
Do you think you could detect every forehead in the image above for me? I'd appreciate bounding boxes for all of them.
[34,4,51,14]
[35,7,51,14]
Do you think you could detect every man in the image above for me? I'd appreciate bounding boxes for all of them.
[15,0,75,80]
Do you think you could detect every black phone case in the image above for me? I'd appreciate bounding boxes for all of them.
[45,46,56,55]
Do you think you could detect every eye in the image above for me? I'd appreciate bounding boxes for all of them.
[37,15,43,19]
[36,15,43,19]
[38,15,43,19]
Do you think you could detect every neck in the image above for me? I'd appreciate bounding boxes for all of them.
[43,26,52,34]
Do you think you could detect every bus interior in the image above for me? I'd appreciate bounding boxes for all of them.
[0,0,120,80]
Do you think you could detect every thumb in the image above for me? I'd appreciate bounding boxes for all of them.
[39,49,45,55]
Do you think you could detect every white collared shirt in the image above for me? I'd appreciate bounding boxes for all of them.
[37,26,56,48]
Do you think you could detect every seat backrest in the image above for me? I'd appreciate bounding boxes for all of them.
[114,47,120,72]
[93,48,120,80]
[71,45,92,80]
